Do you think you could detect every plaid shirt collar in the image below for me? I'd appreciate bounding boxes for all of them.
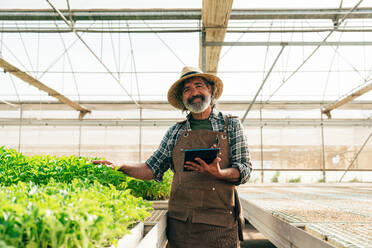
[185,108,220,131]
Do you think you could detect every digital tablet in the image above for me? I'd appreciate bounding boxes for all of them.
[183,148,220,172]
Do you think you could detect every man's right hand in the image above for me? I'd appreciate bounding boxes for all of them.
[92,160,117,170]
[91,161,154,180]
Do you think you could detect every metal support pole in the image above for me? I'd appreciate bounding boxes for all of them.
[260,106,264,183]
[78,124,82,157]
[139,107,143,163]
[201,29,206,72]
[17,105,23,152]
[339,129,372,182]
[320,114,326,182]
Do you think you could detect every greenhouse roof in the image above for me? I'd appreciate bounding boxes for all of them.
[1,0,372,122]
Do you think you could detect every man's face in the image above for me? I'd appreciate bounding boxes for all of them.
[182,77,212,113]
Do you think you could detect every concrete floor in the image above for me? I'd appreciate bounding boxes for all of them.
[240,221,276,248]
[149,201,278,247]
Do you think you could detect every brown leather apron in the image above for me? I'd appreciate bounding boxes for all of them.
[166,116,244,248]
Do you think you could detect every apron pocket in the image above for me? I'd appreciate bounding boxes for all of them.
[191,208,235,228]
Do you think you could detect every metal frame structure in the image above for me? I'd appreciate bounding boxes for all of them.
[1,4,372,181]
[1,100,372,111]
[2,8,372,21]
[1,117,371,127]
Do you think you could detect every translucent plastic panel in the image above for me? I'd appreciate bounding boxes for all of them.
[261,126,323,169]
[324,126,372,169]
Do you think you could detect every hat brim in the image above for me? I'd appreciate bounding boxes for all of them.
[167,73,223,110]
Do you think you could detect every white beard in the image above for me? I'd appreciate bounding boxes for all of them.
[183,94,211,113]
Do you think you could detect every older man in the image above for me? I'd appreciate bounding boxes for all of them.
[93,66,252,248]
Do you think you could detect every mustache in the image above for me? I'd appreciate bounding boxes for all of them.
[187,95,205,104]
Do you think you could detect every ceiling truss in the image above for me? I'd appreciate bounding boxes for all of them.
[0,100,371,111]
[0,57,91,119]
[2,8,372,21]
[1,117,371,127]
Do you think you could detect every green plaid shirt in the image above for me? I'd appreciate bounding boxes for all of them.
[146,109,252,185]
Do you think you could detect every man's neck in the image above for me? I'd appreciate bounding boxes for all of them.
[191,106,212,120]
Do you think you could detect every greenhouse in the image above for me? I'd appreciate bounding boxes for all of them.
[1,0,372,247]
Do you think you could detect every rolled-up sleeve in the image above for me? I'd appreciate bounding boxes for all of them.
[145,126,174,182]
[229,118,253,185]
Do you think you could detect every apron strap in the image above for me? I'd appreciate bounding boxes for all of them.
[223,115,230,133]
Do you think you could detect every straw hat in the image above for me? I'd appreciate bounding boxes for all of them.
[167,66,223,110]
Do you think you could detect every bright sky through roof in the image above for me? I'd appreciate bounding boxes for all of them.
[1,0,372,117]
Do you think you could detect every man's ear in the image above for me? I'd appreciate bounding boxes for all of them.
[208,83,214,95]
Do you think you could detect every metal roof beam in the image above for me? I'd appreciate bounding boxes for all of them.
[0,57,91,119]
[230,8,372,20]
[0,9,201,21]
[206,41,372,46]
[1,100,372,111]
[0,118,371,127]
[2,8,372,21]
[3,28,372,34]
[322,81,372,118]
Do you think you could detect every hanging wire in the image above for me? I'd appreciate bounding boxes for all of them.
[264,0,364,104]
[0,21,3,57]
[241,22,286,122]
[311,21,366,82]
[62,49,65,93]
[8,74,22,151]
[127,21,141,103]
[54,20,81,101]
[37,21,97,80]
[118,21,121,80]
[36,21,41,78]
[15,22,35,77]
[100,21,104,60]
[126,21,143,162]
[219,20,257,61]
[301,20,305,62]
[9,74,20,103]
[142,20,185,66]
[259,21,272,98]
[365,32,372,80]
[46,0,140,107]
[109,21,120,76]
[263,21,273,81]
[321,31,344,103]
[362,19,367,79]
[37,16,44,119]
[0,41,28,72]
[281,21,294,83]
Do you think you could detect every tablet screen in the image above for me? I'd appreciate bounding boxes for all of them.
[183,148,220,171]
